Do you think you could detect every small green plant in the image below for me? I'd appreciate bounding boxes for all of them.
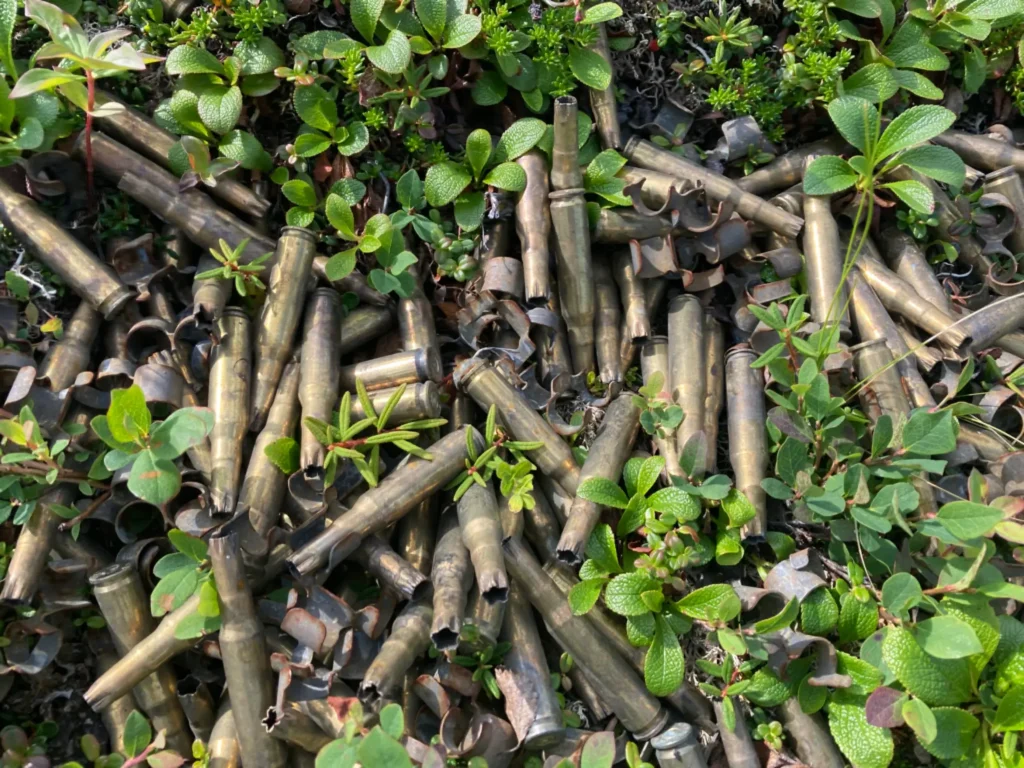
[0,723,59,768]
[451,640,512,700]
[175,135,239,190]
[632,371,682,440]
[59,710,186,768]
[691,0,765,63]
[315,701,424,768]
[896,206,939,241]
[149,528,221,640]
[195,238,271,297]
[551,730,617,768]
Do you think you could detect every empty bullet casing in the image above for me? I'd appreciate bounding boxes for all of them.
[852,338,911,423]
[266,703,332,754]
[593,259,623,385]
[703,317,725,474]
[339,305,394,356]
[668,295,707,456]
[209,309,251,514]
[177,677,217,743]
[0,486,71,603]
[983,167,1024,254]
[338,348,441,393]
[640,337,682,478]
[348,382,442,424]
[0,179,133,319]
[557,394,640,565]
[299,288,342,474]
[288,426,483,577]
[551,96,596,375]
[497,578,565,749]
[591,207,674,243]
[502,538,668,739]
[251,227,316,431]
[877,227,950,310]
[351,534,429,602]
[516,150,552,304]
[430,509,472,650]
[96,650,139,754]
[457,480,509,604]
[736,136,846,195]
[588,25,621,149]
[650,723,709,768]
[726,347,768,541]
[461,492,520,653]
[359,600,432,707]
[933,130,1024,174]
[398,265,441,370]
[93,91,269,218]
[777,698,845,768]
[961,294,1024,351]
[623,139,804,238]
[714,699,760,768]
[208,703,240,768]
[209,532,288,768]
[802,182,850,337]
[240,360,301,539]
[455,358,579,495]
[620,278,667,372]
[613,251,650,342]
[37,302,100,391]
[89,564,193,754]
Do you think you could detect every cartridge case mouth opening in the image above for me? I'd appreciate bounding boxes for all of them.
[279,226,317,242]
[554,95,578,109]
[409,580,430,603]
[97,286,138,321]
[88,561,135,589]
[623,135,642,156]
[452,356,489,390]
[430,626,460,651]
[725,344,756,362]
[482,584,509,604]
[554,546,583,568]
[523,718,567,750]
[125,319,173,363]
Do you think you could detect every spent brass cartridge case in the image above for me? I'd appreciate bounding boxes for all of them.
[359,600,432,707]
[523,490,563,565]
[703,316,725,474]
[339,305,394,356]
[932,130,1024,174]
[593,259,623,385]
[89,564,193,754]
[287,426,483,577]
[623,139,804,238]
[37,301,100,391]
[620,277,668,372]
[668,294,707,455]
[877,227,950,309]
[460,492,520,653]
[613,251,650,342]
[777,698,845,768]
[959,293,1024,352]
[352,534,429,602]
[396,496,436,577]
[852,338,911,423]
[552,96,584,192]
[239,359,301,539]
[299,288,342,474]
[803,185,850,336]
[557,394,640,565]
[502,537,668,739]
[457,481,509,604]
[310,259,388,307]
[497,578,565,749]
[430,508,472,650]
[191,256,234,323]
[640,337,682,478]
[93,91,270,218]
[516,150,552,304]
[983,167,1024,254]
[0,180,133,319]
[209,532,288,768]
[348,381,442,424]
[209,703,240,768]
[398,265,440,361]
[591,207,674,243]
[714,699,760,768]
[455,358,579,495]
[651,723,708,768]
[96,649,138,755]
[536,283,574,383]
[177,677,217,743]
[588,25,621,150]
[338,348,441,393]
[250,228,316,431]
[266,704,332,754]
[0,485,71,603]
[209,308,251,514]
[736,136,846,195]
[726,346,768,542]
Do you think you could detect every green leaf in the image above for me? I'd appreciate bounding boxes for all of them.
[219,130,271,171]
[396,169,423,209]
[443,14,482,48]
[892,68,944,100]
[294,132,332,158]
[882,625,973,705]
[800,588,839,636]
[842,63,899,103]
[173,612,221,640]
[582,2,622,23]
[282,179,318,208]
[294,84,338,132]
[803,156,859,196]
[482,162,527,192]
[920,708,978,759]
[165,45,225,76]
[744,668,792,707]
[493,118,547,163]
[880,179,934,214]
[351,0,385,42]
[567,44,611,89]
[10,67,88,99]
[646,487,702,522]
[828,691,895,768]
[109,385,150,442]
[568,578,606,615]
[366,29,411,74]
[471,70,507,106]
[464,129,492,181]
[902,408,956,455]
[264,437,300,474]
[891,148,965,195]
[915,614,983,659]
[168,529,208,563]
[877,105,956,160]
[577,477,629,509]
[993,686,1024,731]
[676,584,741,622]
[636,456,664,496]
[123,712,152,759]
[585,523,621,573]
[356,727,412,768]
[827,97,879,155]
[721,489,756,528]
[197,578,219,617]
[128,450,182,506]
[605,571,660,617]
[936,500,1003,540]
[645,614,684,696]
[424,161,472,207]
[414,0,446,40]
[379,703,404,740]
[881,572,922,617]
[150,565,198,617]
[839,592,879,643]
[149,409,213,460]
[959,0,1023,20]
[336,121,369,156]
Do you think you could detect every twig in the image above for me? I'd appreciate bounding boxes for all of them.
[59,490,113,531]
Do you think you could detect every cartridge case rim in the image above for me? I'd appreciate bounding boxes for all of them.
[88,561,137,591]
[548,188,586,200]
[279,226,317,242]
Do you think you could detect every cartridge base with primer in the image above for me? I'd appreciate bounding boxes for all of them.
[502,537,669,740]
[209,308,251,515]
[515,150,552,304]
[299,288,342,477]
[651,723,709,768]
[454,357,580,496]
[89,563,193,755]
[338,347,441,393]
[557,394,640,566]
[0,179,133,320]
[623,137,805,238]
[250,227,316,432]
[287,426,483,578]
[668,294,707,457]
[429,508,471,650]
[725,346,768,542]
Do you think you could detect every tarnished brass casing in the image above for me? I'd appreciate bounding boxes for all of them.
[933,130,1024,174]
[351,534,429,602]
[208,702,240,768]
[668,294,707,456]
[640,337,681,478]
[516,150,552,304]
[802,182,850,337]
[703,316,725,474]
[429,508,471,650]
[983,167,1024,254]
[348,382,442,424]
[457,480,509,604]
[37,301,101,391]
[338,348,441,393]
[726,346,767,541]
[96,650,139,755]
[299,288,342,474]
[593,258,622,385]
[614,251,650,342]
[587,25,621,149]
[397,265,441,371]
[209,308,251,514]
[736,136,846,195]
[339,305,394,356]
[359,600,432,707]
[0,486,71,603]
[877,227,950,309]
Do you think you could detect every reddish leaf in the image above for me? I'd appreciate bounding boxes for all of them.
[865,686,906,728]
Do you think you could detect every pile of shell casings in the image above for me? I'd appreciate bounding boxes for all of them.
[0,64,1020,768]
